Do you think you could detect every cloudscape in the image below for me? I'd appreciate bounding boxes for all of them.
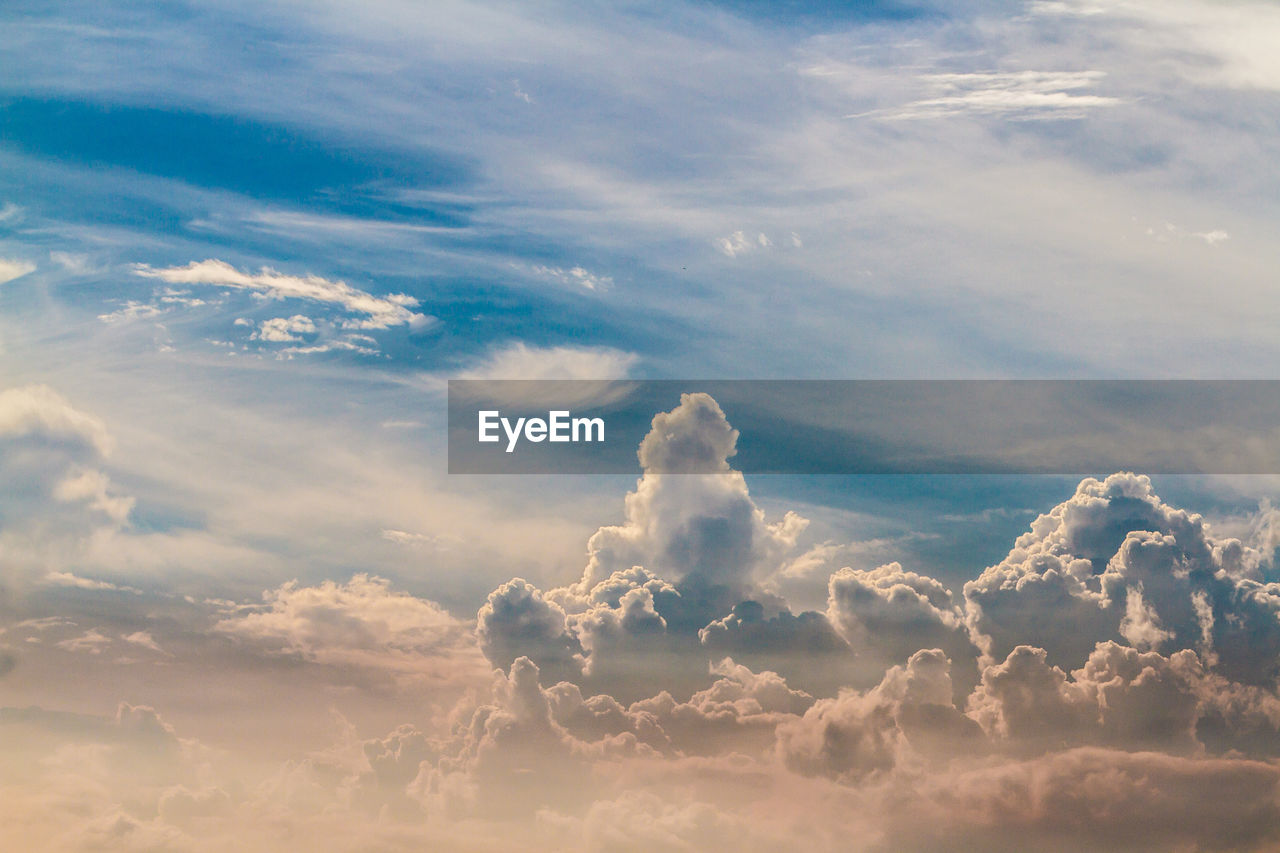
[4,1,1280,851]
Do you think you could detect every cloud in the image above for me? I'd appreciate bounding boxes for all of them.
[966,642,1203,754]
[477,578,584,685]
[449,396,1280,848]
[97,301,166,324]
[135,259,431,330]
[879,71,1121,121]
[715,230,802,257]
[417,654,813,820]
[122,631,166,655]
[253,314,316,342]
[52,467,135,524]
[380,528,450,549]
[216,574,484,684]
[460,341,638,380]
[698,601,855,696]
[881,747,1280,853]
[826,563,978,697]
[718,231,770,257]
[530,264,613,291]
[1035,0,1280,93]
[574,393,802,594]
[777,649,982,781]
[54,629,113,655]
[417,656,616,817]
[964,472,1280,687]
[277,334,381,356]
[0,258,35,285]
[471,394,819,697]
[636,392,738,474]
[625,658,814,756]
[42,571,136,593]
[0,386,133,543]
[0,385,113,456]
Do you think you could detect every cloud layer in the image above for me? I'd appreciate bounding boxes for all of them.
[5,391,1280,850]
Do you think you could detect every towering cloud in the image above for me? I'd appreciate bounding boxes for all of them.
[964,473,1280,687]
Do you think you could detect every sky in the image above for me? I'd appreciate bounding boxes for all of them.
[3,0,1280,850]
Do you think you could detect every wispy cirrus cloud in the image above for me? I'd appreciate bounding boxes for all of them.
[460,342,638,380]
[530,264,613,291]
[862,71,1121,121]
[134,259,433,330]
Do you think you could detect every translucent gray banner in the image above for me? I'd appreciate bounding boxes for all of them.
[447,380,1280,474]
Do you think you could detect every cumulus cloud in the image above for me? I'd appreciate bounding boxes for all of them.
[964,472,1280,686]
[135,259,431,330]
[826,563,978,697]
[777,649,982,781]
[216,574,485,685]
[574,392,803,594]
[699,600,856,696]
[448,399,1280,850]
[253,314,316,342]
[476,578,584,685]
[14,392,1280,851]
[417,654,814,819]
[476,394,821,699]
[966,642,1204,754]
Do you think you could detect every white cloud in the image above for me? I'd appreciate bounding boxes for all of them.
[216,574,484,683]
[49,251,94,274]
[717,230,775,257]
[964,472,1280,688]
[479,394,813,698]
[0,385,113,456]
[121,631,166,655]
[1145,222,1232,246]
[882,71,1121,121]
[42,572,136,593]
[53,468,134,524]
[1036,0,1280,92]
[531,264,613,291]
[135,259,431,330]
[54,629,113,655]
[380,528,453,549]
[460,341,638,380]
[0,258,36,285]
[97,301,165,324]
[277,335,381,356]
[254,314,317,342]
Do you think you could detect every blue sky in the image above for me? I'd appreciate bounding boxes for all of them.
[2,0,1276,591]
[6,0,1280,384]
[4,1,1280,850]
